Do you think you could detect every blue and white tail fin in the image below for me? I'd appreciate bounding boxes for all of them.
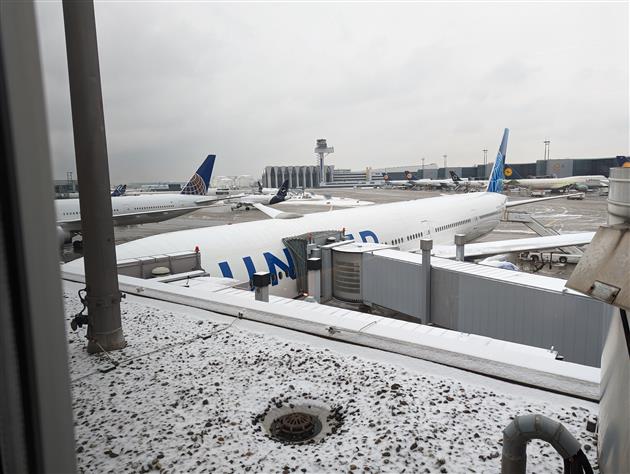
[181,154,216,195]
[486,128,509,193]
[269,179,289,205]
[111,184,126,197]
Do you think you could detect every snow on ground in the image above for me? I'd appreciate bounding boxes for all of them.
[64,287,599,473]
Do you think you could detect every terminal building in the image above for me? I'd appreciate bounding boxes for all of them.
[262,165,335,189]
[262,156,623,188]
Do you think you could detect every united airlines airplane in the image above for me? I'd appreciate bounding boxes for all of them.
[56,155,229,246]
[65,129,595,297]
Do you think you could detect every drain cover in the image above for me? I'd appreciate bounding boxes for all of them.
[259,400,340,444]
[270,412,322,443]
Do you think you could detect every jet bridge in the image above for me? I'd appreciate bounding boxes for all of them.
[320,243,612,367]
[282,230,345,294]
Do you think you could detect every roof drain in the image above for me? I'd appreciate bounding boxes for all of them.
[501,414,593,474]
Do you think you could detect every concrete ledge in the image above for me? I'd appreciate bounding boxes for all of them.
[61,269,599,400]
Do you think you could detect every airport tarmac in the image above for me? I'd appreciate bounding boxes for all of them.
[62,188,608,279]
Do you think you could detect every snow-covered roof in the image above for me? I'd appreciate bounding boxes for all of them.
[64,281,598,473]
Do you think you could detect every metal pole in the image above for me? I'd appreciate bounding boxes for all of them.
[483,148,488,169]
[253,272,270,302]
[307,258,322,302]
[421,157,425,178]
[454,233,466,261]
[63,0,125,353]
[420,239,433,324]
[443,154,447,176]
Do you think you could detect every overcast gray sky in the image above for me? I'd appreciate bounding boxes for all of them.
[36,1,628,183]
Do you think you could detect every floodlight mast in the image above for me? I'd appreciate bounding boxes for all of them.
[314,139,334,187]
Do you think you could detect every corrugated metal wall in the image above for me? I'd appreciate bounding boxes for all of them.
[362,253,611,367]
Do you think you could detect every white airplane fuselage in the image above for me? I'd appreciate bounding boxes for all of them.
[509,175,608,190]
[103,192,507,298]
[56,194,215,232]
[235,194,277,206]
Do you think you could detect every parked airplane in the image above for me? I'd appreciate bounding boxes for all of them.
[56,155,232,246]
[382,171,416,188]
[233,180,289,209]
[449,171,487,191]
[506,175,608,192]
[280,192,374,208]
[111,184,127,197]
[384,171,456,190]
[65,129,593,298]
[257,181,280,195]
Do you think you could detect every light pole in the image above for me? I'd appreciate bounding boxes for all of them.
[443,154,447,177]
[421,157,425,178]
[483,148,488,168]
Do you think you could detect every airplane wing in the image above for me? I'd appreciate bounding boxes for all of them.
[431,232,595,259]
[505,193,584,208]
[194,194,244,205]
[252,202,303,219]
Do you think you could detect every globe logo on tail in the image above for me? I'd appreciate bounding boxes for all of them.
[181,173,207,195]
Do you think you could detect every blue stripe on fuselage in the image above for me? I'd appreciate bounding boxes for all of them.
[223,230,378,287]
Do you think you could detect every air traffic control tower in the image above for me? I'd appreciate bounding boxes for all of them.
[315,138,334,186]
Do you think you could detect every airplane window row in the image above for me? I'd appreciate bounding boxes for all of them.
[62,211,80,216]
[134,204,175,210]
[436,218,472,233]
[386,231,426,246]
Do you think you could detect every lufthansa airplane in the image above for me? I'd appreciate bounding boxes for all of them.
[65,129,595,297]
[233,180,290,209]
[56,155,231,246]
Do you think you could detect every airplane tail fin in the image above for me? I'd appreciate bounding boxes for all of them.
[486,129,509,193]
[257,181,263,193]
[181,154,215,195]
[449,170,462,182]
[616,155,630,167]
[111,184,126,196]
[269,179,289,205]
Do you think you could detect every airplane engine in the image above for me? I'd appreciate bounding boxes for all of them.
[574,183,588,192]
[57,226,72,247]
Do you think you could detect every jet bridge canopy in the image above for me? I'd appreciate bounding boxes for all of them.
[282,230,345,294]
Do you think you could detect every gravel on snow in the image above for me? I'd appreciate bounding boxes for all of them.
[64,290,598,473]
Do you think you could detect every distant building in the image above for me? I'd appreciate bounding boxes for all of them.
[53,179,79,197]
[262,165,335,189]
[333,168,385,185]
[261,156,620,188]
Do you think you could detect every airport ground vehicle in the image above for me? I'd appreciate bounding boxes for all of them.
[519,251,582,264]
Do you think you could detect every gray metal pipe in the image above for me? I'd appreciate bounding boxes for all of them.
[608,167,630,225]
[420,239,433,324]
[63,0,125,353]
[253,272,270,302]
[501,414,583,473]
[454,233,466,261]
